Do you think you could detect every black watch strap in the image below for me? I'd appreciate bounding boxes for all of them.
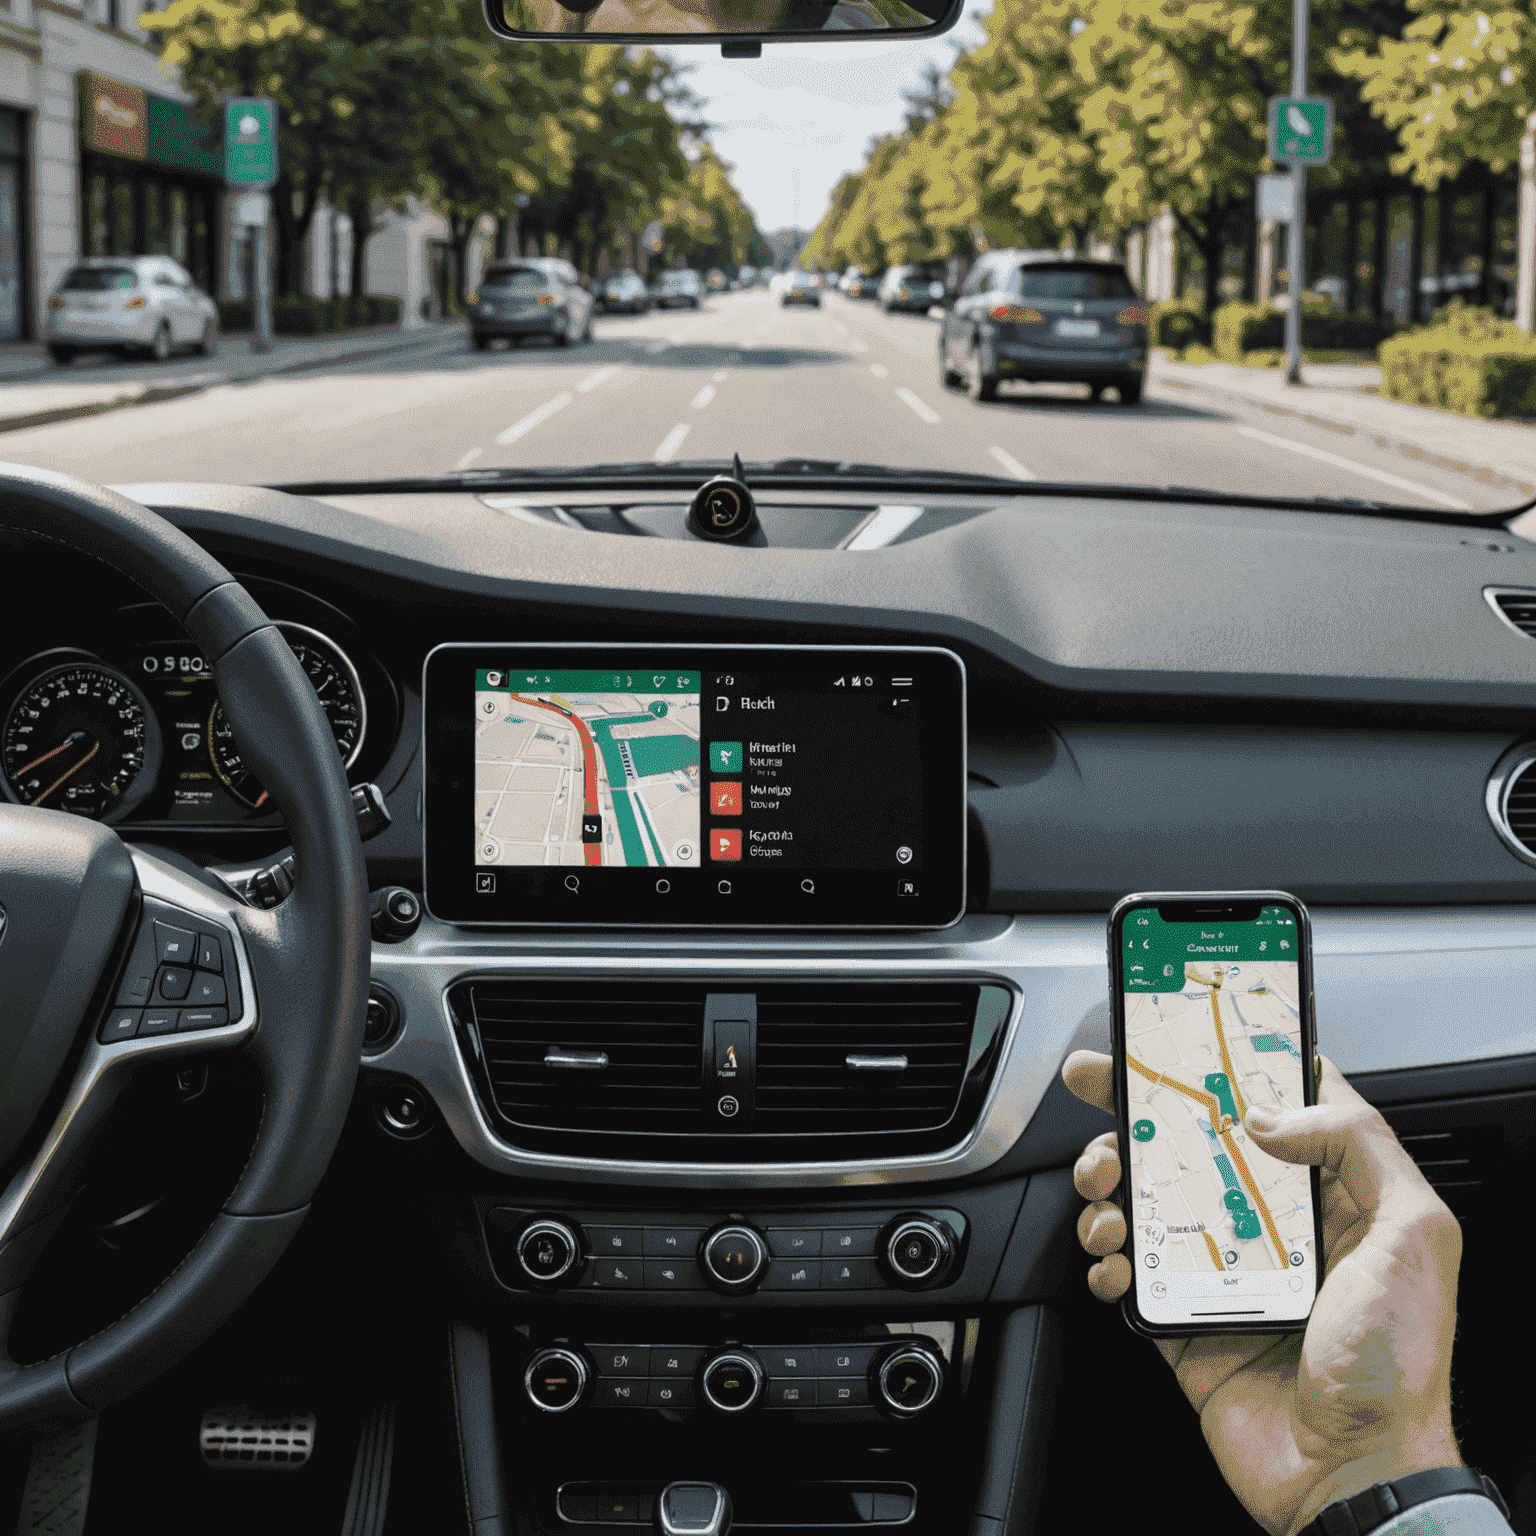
[1299,1468,1511,1536]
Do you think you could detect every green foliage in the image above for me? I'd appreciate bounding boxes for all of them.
[1215,300,1400,358]
[217,293,404,333]
[1380,299,1536,415]
[1151,299,1211,348]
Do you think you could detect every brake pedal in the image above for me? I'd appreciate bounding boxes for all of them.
[198,1408,315,1471]
[16,1418,97,1535]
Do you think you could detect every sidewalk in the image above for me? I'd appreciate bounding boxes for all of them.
[0,320,466,435]
[1152,352,1536,498]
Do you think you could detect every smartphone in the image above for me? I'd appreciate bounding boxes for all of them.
[1107,891,1324,1337]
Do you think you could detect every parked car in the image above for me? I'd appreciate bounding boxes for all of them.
[471,257,594,349]
[842,268,885,300]
[706,268,728,292]
[938,251,1149,403]
[44,256,218,365]
[651,269,703,309]
[598,270,649,314]
[880,263,949,314]
[779,271,822,308]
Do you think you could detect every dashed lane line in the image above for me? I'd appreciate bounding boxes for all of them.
[894,387,942,425]
[712,370,729,382]
[654,422,691,461]
[496,390,573,446]
[691,385,716,410]
[577,367,617,393]
[454,445,483,470]
[870,363,889,378]
[1234,424,1474,510]
[988,445,1035,480]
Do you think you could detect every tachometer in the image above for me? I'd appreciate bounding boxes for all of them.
[209,623,366,809]
[2,662,157,819]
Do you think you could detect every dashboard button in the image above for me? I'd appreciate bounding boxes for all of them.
[822,1228,878,1257]
[652,1348,706,1377]
[140,1010,177,1037]
[177,1007,227,1032]
[758,1347,815,1376]
[823,1258,873,1288]
[761,1260,820,1291]
[643,1227,705,1258]
[591,1347,650,1377]
[764,1381,814,1407]
[701,1353,763,1413]
[817,1378,870,1408]
[187,972,227,1008]
[196,933,223,971]
[766,1229,822,1258]
[587,1226,643,1257]
[587,1258,643,1289]
[593,1381,644,1409]
[524,1348,588,1414]
[154,922,197,965]
[816,1346,879,1376]
[701,1225,767,1292]
[876,1347,943,1416]
[518,1220,580,1284]
[99,1010,140,1044]
[157,966,192,1001]
[595,1491,640,1521]
[646,1379,696,1410]
[642,1259,705,1291]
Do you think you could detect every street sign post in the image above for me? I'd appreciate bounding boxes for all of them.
[1257,172,1296,223]
[225,98,278,352]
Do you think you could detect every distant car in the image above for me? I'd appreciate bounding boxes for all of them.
[881,263,949,314]
[938,251,1148,404]
[599,270,649,314]
[651,269,703,309]
[43,256,218,365]
[779,271,822,308]
[472,257,594,349]
[706,268,728,292]
[837,267,863,295]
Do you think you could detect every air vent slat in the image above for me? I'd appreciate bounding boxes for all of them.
[1492,591,1536,637]
[1491,756,1536,861]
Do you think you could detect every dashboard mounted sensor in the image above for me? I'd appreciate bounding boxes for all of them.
[688,458,758,543]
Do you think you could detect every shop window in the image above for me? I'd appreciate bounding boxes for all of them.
[0,161,19,343]
[1308,200,1348,309]
[145,180,168,255]
[88,173,109,257]
[110,179,133,256]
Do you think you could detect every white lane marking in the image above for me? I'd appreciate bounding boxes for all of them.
[691,384,715,410]
[988,444,1036,480]
[454,445,483,470]
[577,367,616,393]
[894,387,942,425]
[496,390,574,445]
[1234,424,1474,510]
[870,363,889,379]
[654,422,691,461]
[850,338,869,353]
[712,370,729,382]
[846,505,924,550]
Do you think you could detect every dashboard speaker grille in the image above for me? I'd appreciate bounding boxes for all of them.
[447,978,1012,1162]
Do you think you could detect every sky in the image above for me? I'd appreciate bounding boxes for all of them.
[659,0,994,236]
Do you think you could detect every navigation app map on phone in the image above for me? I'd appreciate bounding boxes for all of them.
[1122,905,1318,1326]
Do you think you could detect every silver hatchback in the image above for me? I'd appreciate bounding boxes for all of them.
[44,256,219,365]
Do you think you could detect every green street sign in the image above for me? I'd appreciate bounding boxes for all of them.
[224,97,277,188]
[1268,95,1333,165]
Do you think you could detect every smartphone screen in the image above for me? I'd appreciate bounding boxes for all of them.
[1114,896,1321,1331]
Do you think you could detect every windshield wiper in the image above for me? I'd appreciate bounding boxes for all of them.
[270,459,1527,530]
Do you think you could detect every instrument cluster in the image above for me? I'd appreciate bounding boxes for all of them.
[0,580,399,829]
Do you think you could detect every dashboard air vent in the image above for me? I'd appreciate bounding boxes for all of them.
[446,978,1013,1162]
[1486,587,1536,638]
[1485,743,1536,867]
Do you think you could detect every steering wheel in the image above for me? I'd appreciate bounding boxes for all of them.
[0,466,368,1435]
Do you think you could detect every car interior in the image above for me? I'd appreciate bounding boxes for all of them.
[0,2,1534,1534]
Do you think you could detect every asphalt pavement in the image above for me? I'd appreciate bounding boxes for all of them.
[0,290,1520,513]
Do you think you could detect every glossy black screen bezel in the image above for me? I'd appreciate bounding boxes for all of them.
[1107,890,1326,1337]
[422,643,966,928]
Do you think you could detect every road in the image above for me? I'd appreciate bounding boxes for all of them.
[0,289,1507,511]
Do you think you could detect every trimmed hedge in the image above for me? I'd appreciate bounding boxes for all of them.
[216,294,402,335]
[1151,300,1210,350]
[1213,301,1397,361]
[1379,300,1536,419]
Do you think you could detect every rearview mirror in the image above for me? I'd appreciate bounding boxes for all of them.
[484,0,960,44]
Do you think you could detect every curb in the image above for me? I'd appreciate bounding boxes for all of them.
[0,326,462,437]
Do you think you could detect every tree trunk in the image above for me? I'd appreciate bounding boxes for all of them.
[346,190,376,310]
[495,215,513,260]
[449,213,473,310]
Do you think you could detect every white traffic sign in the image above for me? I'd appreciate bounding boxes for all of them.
[1257,173,1296,222]
[233,191,270,227]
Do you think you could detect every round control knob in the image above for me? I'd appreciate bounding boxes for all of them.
[524,1348,588,1414]
[881,1217,953,1288]
[517,1219,581,1285]
[701,1351,764,1414]
[701,1224,768,1293]
[875,1345,944,1418]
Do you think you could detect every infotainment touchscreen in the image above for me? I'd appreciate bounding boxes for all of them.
[421,645,966,928]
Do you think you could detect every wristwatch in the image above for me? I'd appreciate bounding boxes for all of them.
[1298,1467,1511,1536]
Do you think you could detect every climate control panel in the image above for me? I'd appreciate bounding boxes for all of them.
[483,1206,965,1300]
[521,1336,949,1423]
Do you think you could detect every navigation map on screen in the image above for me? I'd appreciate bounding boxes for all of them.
[1122,905,1317,1322]
[474,668,701,868]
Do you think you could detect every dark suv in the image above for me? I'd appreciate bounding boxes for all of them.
[938,251,1148,403]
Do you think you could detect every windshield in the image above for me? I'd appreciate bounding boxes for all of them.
[8,0,1526,518]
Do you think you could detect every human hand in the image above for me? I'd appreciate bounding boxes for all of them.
[1062,1049,1465,1536]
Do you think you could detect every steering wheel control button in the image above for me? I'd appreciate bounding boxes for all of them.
[99,1009,141,1044]
[701,1352,763,1413]
[876,1346,944,1417]
[140,1009,177,1037]
[188,972,227,1008]
[881,1217,955,1288]
[196,933,223,971]
[177,1008,228,1032]
[157,966,192,1000]
[701,1225,768,1293]
[516,1220,580,1284]
[524,1348,588,1414]
[153,922,196,965]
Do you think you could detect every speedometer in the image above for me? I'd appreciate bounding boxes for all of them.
[2,661,158,819]
[209,623,366,809]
